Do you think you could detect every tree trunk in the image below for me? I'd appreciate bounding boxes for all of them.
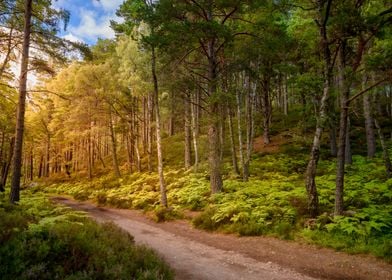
[10,0,32,203]
[191,91,199,171]
[335,42,349,216]
[305,0,333,217]
[95,138,106,168]
[38,155,43,178]
[244,82,255,181]
[227,103,239,175]
[329,126,338,157]
[151,46,168,207]
[29,148,33,181]
[363,79,376,158]
[109,110,121,178]
[236,86,245,181]
[219,108,225,161]
[261,76,271,145]
[283,75,288,115]
[345,117,352,165]
[143,96,147,155]
[168,92,174,136]
[207,60,222,192]
[126,132,133,173]
[133,100,142,172]
[45,135,50,177]
[135,133,142,172]
[88,136,93,180]
[184,96,192,170]
[148,92,153,172]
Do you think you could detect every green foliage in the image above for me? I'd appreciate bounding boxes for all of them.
[41,150,392,260]
[302,155,392,259]
[192,176,303,238]
[0,191,173,280]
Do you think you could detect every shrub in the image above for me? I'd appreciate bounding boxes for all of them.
[0,191,174,280]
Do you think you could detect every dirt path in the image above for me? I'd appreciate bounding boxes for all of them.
[52,197,392,280]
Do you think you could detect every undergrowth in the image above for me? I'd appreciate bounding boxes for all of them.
[39,151,392,261]
[0,190,173,279]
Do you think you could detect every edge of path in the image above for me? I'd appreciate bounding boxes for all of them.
[51,195,392,280]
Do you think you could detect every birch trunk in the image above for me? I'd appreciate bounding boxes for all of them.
[191,91,199,171]
[236,86,245,180]
[305,0,333,217]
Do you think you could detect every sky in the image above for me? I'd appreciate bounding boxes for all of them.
[52,0,124,45]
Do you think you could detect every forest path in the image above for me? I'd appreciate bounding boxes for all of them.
[52,196,392,280]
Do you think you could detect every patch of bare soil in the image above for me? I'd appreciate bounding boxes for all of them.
[52,197,392,280]
[253,134,292,154]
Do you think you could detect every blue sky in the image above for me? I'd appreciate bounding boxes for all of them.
[53,0,124,45]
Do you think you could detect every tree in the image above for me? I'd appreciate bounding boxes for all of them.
[9,0,33,203]
[303,0,334,218]
[333,0,392,215]
[113,0,168,207]
[157,0,257,193]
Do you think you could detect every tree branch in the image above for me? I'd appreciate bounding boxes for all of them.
[347,78,388,104]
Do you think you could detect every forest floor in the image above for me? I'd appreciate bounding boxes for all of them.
[52,196,392,280]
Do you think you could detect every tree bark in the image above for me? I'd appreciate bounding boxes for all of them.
[244,82,255,181]
[219,108,225,161]
[236,84,245,181]
[335,42,349,216]
[29,148,33,181]
[147,92,153,172]
[329,126,338,157]
[109,110,121,178]
[10,0,32,203]
[345,117,352,165]
[151,46,168,207]
[261,75,271,145]
[126,122,133,173]
[305,0,333,217]
[190,91,199,171]
[207,56,222,193]
[363,79,376,158]
[87,136,92,179]
[283,75,288,115]
[44,135,50,177]
[184,96,192,170]
[133,99,142,172]
[38,155,43,178]
[227,103,239,175]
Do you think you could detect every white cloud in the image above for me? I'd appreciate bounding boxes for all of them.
[63,33,84,43]
[92,0,123,12]
[68,9,115,42]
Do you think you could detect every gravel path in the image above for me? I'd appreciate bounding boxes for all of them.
[52,197,392,280]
